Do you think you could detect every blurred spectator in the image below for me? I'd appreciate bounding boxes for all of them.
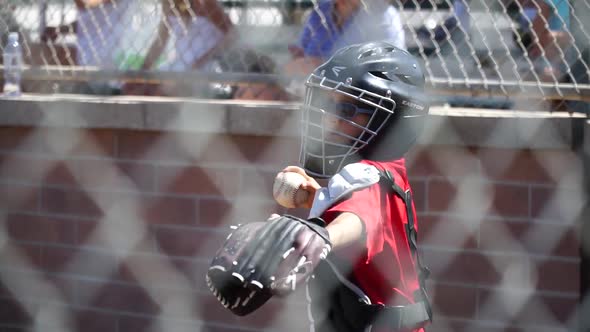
[510,0,573,80]
[140,0,233,72]
[42,0,134,94]
[415,0,470,54]
[122,0,234,96]
[291,0,405,60]
[42,0,131,67]
[513,0,570,58]
[273,0,406,100]
[0,0,28,57]
[0,0,19,41]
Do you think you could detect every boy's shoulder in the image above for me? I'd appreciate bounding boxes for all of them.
[309,162,381,218]
[360,159,408,180]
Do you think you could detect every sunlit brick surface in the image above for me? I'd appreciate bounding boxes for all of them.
[0,122,584,331]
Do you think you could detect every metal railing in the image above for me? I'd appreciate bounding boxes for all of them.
[0,0,588,104]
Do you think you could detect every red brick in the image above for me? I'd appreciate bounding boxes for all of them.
[75,218,158,255]
[479,220,579,257]
[73,309,118,332]
[419,215,478,250]
[196,134,299,166]
[0,243,42,270]
[466,325,524,332]
[428,318,532,332]
[406,146,481,178]
[198,197,284,228]
[0,156,79,189]
[187,260,212,291]
[73,159,155,192]
[80,280,160,314]
[479,149,550,183]
[39,246,79,273]
[424,250,529,287]
[157,165,240,197]
[0,328,30,332]
[230,199,284,224]
[428,179,529,218]
[240,169,276,198]
[76,219,124,249]
[0,183,39,212]
[142,195,197,225]
[479,148,581,184]
[0,280,13,299]
[429,282,477,319]
[5,214,76,244]
[408,179,427,213]
[200,324,266,332]
[237,297,308,330]
[423,318,468,332]
[491,183,529,218]
[477,289,577,325]
[531,185,584,222]
[0,128,114,157]
[198,293,292,329]
[44,161,78,186]
[197,199,233,227]
[44,275,77,302]
[0,298,31,325]
[75,219,100,247]
[0,127,34,152]
[70,130,116,158]
[0,155,53,183]
[116,315,154,332]
[40,246,120,277]
[115,254,198,287]
[41,187,103,217]
[0,269,72,303]
[17,129,115,158]
[116,130,190,162]
[533,258,579,293]
[118,315,255,332]
[154,227,225,258]
[427,179,455,212]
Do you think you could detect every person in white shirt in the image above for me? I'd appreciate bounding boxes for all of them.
[140,0,234,72]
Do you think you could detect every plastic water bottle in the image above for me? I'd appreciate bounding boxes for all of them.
[3,32,23,97]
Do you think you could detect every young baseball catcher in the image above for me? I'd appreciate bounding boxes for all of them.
[207,41,432,332]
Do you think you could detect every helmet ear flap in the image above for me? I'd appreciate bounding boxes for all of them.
[362,110,425,161]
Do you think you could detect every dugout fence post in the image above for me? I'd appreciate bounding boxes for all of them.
[571,1,590,330]
[581,116,589,332]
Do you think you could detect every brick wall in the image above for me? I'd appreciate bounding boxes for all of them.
[0,126,581,332]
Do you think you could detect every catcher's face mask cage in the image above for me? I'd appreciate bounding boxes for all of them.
[300,73,396,178]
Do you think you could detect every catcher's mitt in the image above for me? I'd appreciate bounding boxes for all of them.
[206,215,331,316]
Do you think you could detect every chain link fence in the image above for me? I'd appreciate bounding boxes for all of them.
[0,0,589,106]
[0,1,588,332]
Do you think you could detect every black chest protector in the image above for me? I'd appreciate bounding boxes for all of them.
[307,170,432,332]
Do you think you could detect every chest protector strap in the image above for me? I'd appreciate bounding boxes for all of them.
[379,170,433,324]
[307,171,432,331]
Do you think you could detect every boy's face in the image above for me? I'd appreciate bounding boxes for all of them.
[322,93,371,145]
[301,85,379,178]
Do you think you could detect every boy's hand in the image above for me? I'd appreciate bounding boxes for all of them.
[280,166,321,209]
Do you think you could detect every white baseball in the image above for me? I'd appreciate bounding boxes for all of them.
[272,172,310,208]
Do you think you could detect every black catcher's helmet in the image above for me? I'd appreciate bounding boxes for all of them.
[300,41,429,178]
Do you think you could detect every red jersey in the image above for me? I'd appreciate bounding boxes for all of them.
[321,158,424,331]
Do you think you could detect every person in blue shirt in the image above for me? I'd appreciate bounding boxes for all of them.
[282,0,406,99]
[512,0,572,82]
[235,0,407,101]
[294,0,406,59]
